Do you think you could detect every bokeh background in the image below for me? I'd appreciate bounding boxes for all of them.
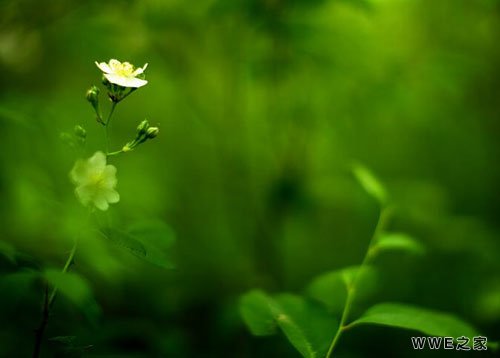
[1,0,500,356]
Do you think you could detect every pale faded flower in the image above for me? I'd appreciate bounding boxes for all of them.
[95,59,148,88]
[70,151,120,211]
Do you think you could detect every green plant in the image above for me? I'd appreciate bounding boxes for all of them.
[19,59,175,358]
[240,164,497,357]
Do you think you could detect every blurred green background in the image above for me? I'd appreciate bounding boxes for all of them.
[1,0,500,356]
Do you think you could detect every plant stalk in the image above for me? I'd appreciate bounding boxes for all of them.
[32,285,49,358]
[104,102,117,153]
[32,238,78,358]
[325,207,391,358]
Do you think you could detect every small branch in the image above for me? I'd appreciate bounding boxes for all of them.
[105,102,117,126]
[118,88,136,103]
[104,102,117,153]
[325,207,391,358]
[92,104,104,125]
[48,239,78,307]
[106,149,125,157]
[32,238,78,357]
[32,285,50,358]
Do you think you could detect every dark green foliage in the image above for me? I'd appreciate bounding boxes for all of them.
[101,220,176,269]
[240,290,338,357]
[1,0,500,356]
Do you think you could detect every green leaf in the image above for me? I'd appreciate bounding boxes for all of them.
[340,266,376,289]
[352,163,387,204]
[273,294,338,358]
[49,335,94,356]
[370,232,425,256]
[100,219,175,269]
[351,303,479,338]
[127,220,176,269]
[239,290,277,336]
[44,270,100,320]
[240,290,338,358]
[307,270,347,314]
[128,220,176,249]
[99,229,147,257]
[307,266,378,314]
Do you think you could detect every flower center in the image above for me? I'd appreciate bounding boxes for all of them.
[113,62,135,77]
[89,172,106,188]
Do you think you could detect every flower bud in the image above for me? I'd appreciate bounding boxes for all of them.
[74,125,87,139]
[146,127,159,139]
[136,120,150,135]
[86,85,100,105]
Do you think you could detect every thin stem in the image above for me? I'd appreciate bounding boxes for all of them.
[326,207,391,358]
[32,238,78,358]
[106,149,124,157]
[31,208,91,358]
[104,102,117,153]
[120,88,136,102]
[105,124,110,153]
[91,102,103,125]
[48,238,79,306]
[32,285,49,358]
[106,101,117,126]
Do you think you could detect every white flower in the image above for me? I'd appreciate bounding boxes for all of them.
[95,59,148,88]
[70,151,120,211]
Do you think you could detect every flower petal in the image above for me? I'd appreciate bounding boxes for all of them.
[95,61,112,73]
[75,185,93,206]
[108,59,121,71]
[105,189,120,204]
[70,159,88,184]
[132,63,148,76]
[94,197,109,211]
[103,165,118,187]
[104,73,148,88]
[132,68,144,76]
[88,151,107,172]
[127,77,148,88]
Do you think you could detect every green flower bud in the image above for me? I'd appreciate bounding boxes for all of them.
[137,120,150,135]
[122,143,133,152]
[74,125,87,139]
[86,85,100,105]
[146,127,159,139]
